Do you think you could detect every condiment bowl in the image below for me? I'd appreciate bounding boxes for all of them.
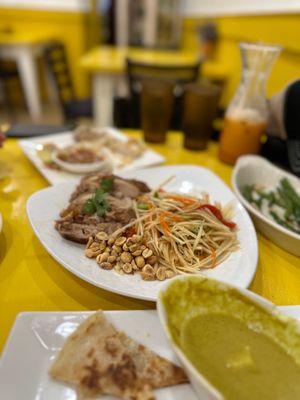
[52,147,113,174]
[157,274,297,400]
[232,155,300,256]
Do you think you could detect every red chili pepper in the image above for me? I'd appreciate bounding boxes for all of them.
[198,204,236,229]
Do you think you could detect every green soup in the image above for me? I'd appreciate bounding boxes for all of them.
[161,277,300,400]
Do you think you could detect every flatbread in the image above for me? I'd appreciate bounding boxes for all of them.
[49,311,188,399]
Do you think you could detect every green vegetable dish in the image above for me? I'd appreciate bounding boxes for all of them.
[242,178,300,235]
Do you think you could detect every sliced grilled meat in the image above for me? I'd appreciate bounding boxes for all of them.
[55,173,150,244]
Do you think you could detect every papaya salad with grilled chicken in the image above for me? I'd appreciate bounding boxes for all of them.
[56,173,238,281]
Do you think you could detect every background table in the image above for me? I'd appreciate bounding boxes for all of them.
[80,46,228,126]
[0,31,55,121]
[1,130,300,353]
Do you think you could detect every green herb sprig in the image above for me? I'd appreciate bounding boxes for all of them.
[82,177,114,217]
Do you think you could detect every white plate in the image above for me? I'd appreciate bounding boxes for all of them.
[0,310,196,400]
[19,128,165,185]
[232,155,300,257]
[27,165,258,301]
[0,306,298,400]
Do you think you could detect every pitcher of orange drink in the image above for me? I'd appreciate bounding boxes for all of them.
[219,42,281,164]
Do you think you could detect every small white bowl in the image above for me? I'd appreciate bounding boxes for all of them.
[157,275,292,400]
[52,147,113,174]
[232,155,300,256]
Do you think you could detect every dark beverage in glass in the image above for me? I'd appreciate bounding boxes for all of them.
[183,83,220,150]
[141,79,174,143]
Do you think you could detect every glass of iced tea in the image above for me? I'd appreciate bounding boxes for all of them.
[140,79,174,143]
[182,83,220,150]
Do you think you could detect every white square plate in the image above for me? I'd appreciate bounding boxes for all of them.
[0,311,196,400]
[1,307,299,400]
[19,129,165,185]
[26,165,258,301]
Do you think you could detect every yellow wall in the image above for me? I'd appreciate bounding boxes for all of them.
[183,14,300,104]
[0,8,89,98]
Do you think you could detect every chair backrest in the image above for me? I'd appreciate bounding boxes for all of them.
[44,42,75,112]
[126,58,201,129]
[126,58,201,96]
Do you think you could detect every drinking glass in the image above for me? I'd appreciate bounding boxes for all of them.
[182,83,220,150]
[140,79,175,143]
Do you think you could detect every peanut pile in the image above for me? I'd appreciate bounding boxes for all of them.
[85,231,175,281]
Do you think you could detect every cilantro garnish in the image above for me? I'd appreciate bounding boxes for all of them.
[82,177,114,217]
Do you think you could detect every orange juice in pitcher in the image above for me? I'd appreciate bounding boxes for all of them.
[219,42,281,165]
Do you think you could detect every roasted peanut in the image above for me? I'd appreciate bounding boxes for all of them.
[108,237,115,246]
[96,231,108,241]
[89,241,100,250]
[131,259,139,271]
[142,248,153,258]
[122,243,129,251]
[132,248,142,257]
[86,237,94,248]
[135,256,145,269]
[96,252,109,263]
[141,264,155,280]
[85,248,101,258]
[122,263,133,274]
[98,242,106,252]
[112,245,122,254]
[142,264,155,274]
[120,252,132,263]
[129,243,139,253]
[107,255,117,263]
[165,269,175,279]
[156,266,166,281]
[100,262,113,270]
[131,234,142,243]
[115,236,126,246]
[146,255,157,265]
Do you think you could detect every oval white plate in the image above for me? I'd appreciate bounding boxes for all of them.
[26,165,258,301]
[232,155,300,256]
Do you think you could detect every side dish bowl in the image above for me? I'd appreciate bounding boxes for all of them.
[232,155,300,256]
[157,275,300,400]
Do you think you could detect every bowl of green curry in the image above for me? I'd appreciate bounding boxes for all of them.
[157,275,300,400]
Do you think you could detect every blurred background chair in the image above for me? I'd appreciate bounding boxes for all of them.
[114,58,201,129]
[0,60,24,116]
[44,42,93,124]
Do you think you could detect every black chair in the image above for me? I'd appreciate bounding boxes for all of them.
[44,42,93,124]
[114,58,201,129]
[0,60,22,114]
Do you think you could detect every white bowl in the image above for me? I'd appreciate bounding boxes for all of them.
[157,275,293,400]
[232,155,300,256]
[52,147,113,174]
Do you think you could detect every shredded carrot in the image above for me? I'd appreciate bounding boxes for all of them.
[160,210,183,221]
[159,214,171,235]
[210,249,216,268]
[166,194,198,205]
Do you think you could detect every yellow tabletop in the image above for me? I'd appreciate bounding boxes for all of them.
[80,45,228,79]
[1,131,300,353]
[0,30,55,46]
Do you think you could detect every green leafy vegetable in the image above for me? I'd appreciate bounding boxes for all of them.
[242,178,300,235]
[82,177,114,217]
[137,202,150,210]
[82,199,96,215]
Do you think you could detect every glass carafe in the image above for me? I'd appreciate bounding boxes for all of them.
[219,42,281,164]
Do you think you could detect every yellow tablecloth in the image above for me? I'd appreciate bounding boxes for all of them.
[1,131,300,353]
